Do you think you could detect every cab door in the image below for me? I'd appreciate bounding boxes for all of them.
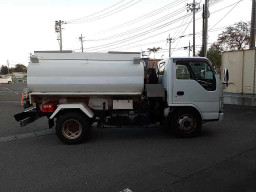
[172,59,220,120]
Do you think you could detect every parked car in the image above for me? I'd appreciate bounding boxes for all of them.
[0,76,12,84]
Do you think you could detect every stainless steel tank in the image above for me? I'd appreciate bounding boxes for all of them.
[27,51,144,95]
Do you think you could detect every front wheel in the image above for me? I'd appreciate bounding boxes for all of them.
[56,112,90,144]
[171,109,201,138]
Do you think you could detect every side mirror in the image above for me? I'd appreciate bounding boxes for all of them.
[223,68,229,87]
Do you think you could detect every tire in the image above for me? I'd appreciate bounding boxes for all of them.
[171,109,201,138]
[56,112,90,144]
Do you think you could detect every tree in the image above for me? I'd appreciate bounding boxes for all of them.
[207,44,221,67]
[197,44,221,67]
[147,47,161,59]
[12,64,27,73]
[215,21,250,51]
[0,65,8,75]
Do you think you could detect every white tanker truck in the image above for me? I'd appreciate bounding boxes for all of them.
[14,51,228,144]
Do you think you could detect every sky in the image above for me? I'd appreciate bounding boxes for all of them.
[0,0,252,67]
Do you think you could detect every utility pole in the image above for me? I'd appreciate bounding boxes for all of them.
[167,34,173,57]
[187,1,200,56]
[55,20,65,51]
[184,41,192,57]
[202,4,205,56]
[193,0,196,57]
[60,21,62,51]
[203,0,209,57]
[7,60,9,75]
[79,34,85,52]
[250,0,256,49]
[167,35,185,57]
[188,41,191,57]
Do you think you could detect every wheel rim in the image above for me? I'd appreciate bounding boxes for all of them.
[61,119,82,140]
[177,114,196,133]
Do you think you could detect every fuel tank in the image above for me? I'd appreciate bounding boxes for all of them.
[27,51,144,95]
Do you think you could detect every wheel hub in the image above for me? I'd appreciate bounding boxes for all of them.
[62,119,82,140]
[178,115,196,132]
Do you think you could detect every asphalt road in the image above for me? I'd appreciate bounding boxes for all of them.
[0,102,255,192]
[0,101,48,138]
[0,83,27,101]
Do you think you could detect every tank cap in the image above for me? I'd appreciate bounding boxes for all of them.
[30,55,39,63]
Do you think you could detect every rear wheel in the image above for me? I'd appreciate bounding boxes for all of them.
[56,112,90,144]
[171,109,201,138]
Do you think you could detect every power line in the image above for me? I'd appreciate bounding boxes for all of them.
[154,43,212,53]
[91,0,189,35]
[86,7,187,41]
[67,0,126,22]
[172,12,190,40]
[125,25,230,51]
[67,0,143,24]
[85,0,222,51]
[97,20,195,52]
[172,15,193,55]
[209,0,243,30]
[97,6,237,52]
[170,0,223,41]
[86,0,234,52]
[86,13,193,51]
[120,40,166,49]
[74,25,231,53]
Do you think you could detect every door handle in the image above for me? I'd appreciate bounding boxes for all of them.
[177,91,184,96]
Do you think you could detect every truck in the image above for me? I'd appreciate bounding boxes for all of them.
[14,51,228,144]
[0,75,12,84]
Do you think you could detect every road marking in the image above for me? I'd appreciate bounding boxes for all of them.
[119,188,133,192]
[0,88,20,95]
[0,129,55,143]
[5,88,20,95]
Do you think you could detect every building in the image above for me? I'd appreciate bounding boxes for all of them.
[221,49,256,106]
[11,72,27,83]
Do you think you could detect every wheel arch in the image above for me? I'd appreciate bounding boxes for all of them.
[169,106,202,121]
[50,104,94,119]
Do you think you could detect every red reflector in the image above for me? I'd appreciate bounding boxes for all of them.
[42,102,58,113]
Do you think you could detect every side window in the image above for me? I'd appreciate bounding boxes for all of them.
[189,61,216,91]
[176,64,191,79]
[189,62,214,80]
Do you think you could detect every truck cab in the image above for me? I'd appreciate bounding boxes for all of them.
[160,57,223,121]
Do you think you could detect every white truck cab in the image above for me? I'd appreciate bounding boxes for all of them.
[160,57,223,121]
